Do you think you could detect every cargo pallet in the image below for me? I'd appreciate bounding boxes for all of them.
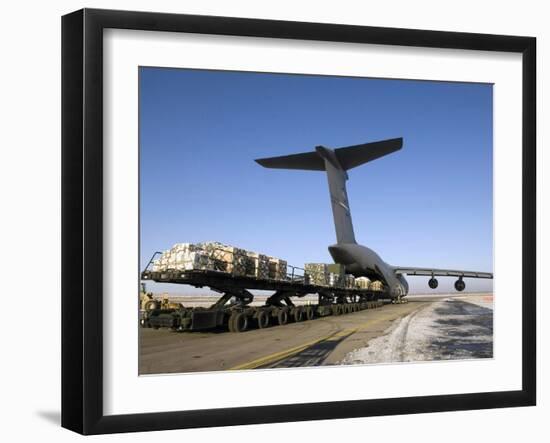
[140,267,387,333]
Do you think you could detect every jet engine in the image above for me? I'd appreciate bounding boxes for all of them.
[428,277,438,289]
[454,278,465,292]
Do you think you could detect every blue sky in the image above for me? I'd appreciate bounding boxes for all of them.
[140,67,493,294]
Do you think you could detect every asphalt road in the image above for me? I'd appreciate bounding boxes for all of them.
[139,295,493,374]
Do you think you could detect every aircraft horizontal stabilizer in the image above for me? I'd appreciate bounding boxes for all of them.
[255,137,402,172]
[255,151,325,170]
[335,138,403,170]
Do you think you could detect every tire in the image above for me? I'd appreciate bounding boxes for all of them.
[231,312,248,332]
[304,307,315,320]
[257,310,270,329]
[144,300,159,311]
[293,308,303,322]
[227,314,235,332]
[277,309,288,326]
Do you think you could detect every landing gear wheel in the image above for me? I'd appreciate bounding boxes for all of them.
[277,309,288,326]
[293,308,303,322]
[304,306,315,320]
[257,310,270,329]
[230,312,248,332]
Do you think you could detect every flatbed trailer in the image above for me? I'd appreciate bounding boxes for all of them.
[140,268,388,332]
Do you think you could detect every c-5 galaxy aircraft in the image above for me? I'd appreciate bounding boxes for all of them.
[256,138,493,301]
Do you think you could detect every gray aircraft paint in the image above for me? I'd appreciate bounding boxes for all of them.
[256,138,492,299]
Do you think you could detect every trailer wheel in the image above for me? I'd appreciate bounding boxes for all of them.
[277,310,288,326]
[230,312,248,333]
[257,310,270,329]
[304,307,315,320]
[293,308,303,322]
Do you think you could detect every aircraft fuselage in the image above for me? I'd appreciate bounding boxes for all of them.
[329,243,408,297]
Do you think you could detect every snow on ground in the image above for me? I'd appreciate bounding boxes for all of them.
[340,297,493,365]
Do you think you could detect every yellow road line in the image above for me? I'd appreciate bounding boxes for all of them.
[229,331,339,370]
[228,309,406,370]
[228,304,426,371]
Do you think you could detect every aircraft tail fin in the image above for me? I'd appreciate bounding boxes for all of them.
[255,137,403,245]
[255,138,402,172]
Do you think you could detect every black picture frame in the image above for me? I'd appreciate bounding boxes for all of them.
[62,8,536,435]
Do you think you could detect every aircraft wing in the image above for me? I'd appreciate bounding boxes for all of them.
[393,267,493,279]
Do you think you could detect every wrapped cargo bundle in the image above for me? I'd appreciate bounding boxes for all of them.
[173,243,211,271]
[152,242,218,273]
[370,280,384,291]
[196,242,233,272]
[230,247,253,277]
[279,260,288,280]
[304,263,329,286]
[248,252,270,279]
[355,276,370,290]
[328,272,341,287]
[327,263,345,275]
[327,263,345,287]
[150,242,288,280]
[177,244,213,271]
[151,259,162,272]
[268,257,288,280]
[199,241,256,274]
[344,274,356,289]
[193,242,253,276]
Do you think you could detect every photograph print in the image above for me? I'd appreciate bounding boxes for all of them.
[138,67,493,375]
